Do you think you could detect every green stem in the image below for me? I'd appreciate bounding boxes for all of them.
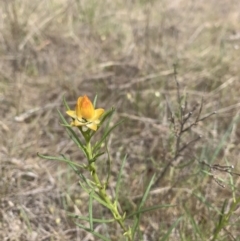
[86,141,132,240]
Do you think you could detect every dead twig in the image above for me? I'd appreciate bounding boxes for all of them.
[153,67,216,187]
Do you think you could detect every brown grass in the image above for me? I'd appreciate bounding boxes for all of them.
[1,0,240,240]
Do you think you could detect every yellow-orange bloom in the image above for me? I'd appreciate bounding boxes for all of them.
[66,95,104,131]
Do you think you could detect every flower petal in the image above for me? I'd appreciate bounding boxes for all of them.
[76,97,83,118]
[92,108,104,120]
[86,122,98,131]
[74,117,87,126]
[66,95,104,131]
[66,110,77,118]
[79,95,95,119]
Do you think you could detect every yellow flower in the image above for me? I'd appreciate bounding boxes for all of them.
[66,95,104,131]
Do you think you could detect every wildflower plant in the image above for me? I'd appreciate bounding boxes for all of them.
[38,87,240,240]
[38,95,169,241]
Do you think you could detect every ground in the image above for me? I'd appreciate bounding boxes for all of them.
[0,0,240,240]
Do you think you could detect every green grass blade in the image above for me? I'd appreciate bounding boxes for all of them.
[105,145,111,187]
[63,95,70,110]
[89,191,93,231]
[138,174,156,210]
[127,204,175,218]
[93,94,98,107]
[210,117,240,163]
[184,206,204,240]
[224,158,236,202]
[115,154,127,201]
[218,199,228,226]
[211,199,228,241]
[160,216,183,241]
[193,192,222,215]
[132,215,141,241]
[132,174,156,239]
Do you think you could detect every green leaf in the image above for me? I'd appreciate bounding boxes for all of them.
[77,182,111,210]
[90,192,112,210]
[57,109,86,156]
[93,119,124,153]
[78,174,99,190]
[37,153,85,169]
[93,152,105,159]
[68,213,114,223]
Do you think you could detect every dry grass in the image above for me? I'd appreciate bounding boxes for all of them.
[1,0,240,240]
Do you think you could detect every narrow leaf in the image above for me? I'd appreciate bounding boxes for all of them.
[63,95,70,110]
[68,213,114,223]
[74,222,111,241]
[93,94,98,107]
[93,120,124,153]
[89,191,93,231]
[37,153,85,169]
[138,174,156,210]
[57,109,86,155]
[115,155,127,201]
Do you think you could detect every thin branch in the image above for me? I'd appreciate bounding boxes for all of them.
[178,135,202,154]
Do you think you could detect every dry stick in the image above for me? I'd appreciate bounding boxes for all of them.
[153,135,202,188]
[181,111,216,134]
[200,160,240,177]
[198,111,217,122]
[196,97,204,122]
[182,111,192,125]
[154,74,186,187]
[199,160,240,188]
[164,94,174,125]
[173,67,184,159]
[181,98,203,133]
[174,64,183,128]
[154,76,215,187]
[182,99,201,126]
[177,135,202,154]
